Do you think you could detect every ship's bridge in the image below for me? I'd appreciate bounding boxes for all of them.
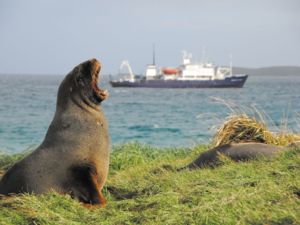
[180,63,215,80]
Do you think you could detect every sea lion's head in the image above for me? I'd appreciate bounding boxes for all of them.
[57,59,109,110]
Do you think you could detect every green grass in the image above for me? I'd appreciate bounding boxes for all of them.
[0,142,299,225]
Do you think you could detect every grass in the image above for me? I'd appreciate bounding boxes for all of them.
[0,142,299,225]
[0,112,300,225]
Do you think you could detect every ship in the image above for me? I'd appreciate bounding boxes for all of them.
[110,51,248,88]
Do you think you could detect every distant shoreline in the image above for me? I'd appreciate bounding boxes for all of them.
[233,66,300,76]
[1,66,300,77]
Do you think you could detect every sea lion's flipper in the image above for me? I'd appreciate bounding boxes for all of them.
[70,165,106,206]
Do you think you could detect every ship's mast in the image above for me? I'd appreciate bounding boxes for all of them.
[145,43,158,80]
[201,47,206,64]
[152,43,156,65]
[230,54,233,76]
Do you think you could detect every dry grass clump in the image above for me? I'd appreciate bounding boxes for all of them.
[212,113,300,147]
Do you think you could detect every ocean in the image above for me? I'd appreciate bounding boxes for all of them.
[0,74,299,153]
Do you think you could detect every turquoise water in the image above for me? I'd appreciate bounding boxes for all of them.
[0,74,299,153]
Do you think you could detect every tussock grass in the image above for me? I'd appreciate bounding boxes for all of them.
[0,143,299,225]
[211,99,300,146]
[213,114,300,147]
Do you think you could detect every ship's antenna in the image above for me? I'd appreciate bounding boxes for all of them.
[152,43,156,65]
[230,54,233,76]
[202,47,206,63]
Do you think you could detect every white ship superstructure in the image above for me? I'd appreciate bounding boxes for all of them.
[175,51,232,81]
[110,50,248,88]
[145,65,158,80]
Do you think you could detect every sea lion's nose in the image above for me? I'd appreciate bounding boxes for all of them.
[89,58,101,75]
[90,58,101,68]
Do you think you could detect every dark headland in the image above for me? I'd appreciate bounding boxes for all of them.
[233,66,300,76]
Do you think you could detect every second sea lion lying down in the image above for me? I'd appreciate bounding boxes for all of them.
[185,142,284,169]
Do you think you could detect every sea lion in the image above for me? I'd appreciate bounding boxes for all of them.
[184,143,284,170]
[0,59,110,207]
[288,141,300,148]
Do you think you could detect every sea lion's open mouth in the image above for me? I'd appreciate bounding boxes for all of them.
[90,59,109,103]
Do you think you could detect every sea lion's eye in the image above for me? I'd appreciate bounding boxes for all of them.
[76,75,85,86]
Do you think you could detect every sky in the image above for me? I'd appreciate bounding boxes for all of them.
[0,0,299,75]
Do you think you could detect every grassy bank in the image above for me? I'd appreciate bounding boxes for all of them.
[0,143,299,225]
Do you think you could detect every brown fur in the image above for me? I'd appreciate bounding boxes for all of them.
[183,143,284,170]
[0,59,110,206]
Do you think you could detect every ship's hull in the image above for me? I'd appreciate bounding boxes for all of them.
[110,75,248,88]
